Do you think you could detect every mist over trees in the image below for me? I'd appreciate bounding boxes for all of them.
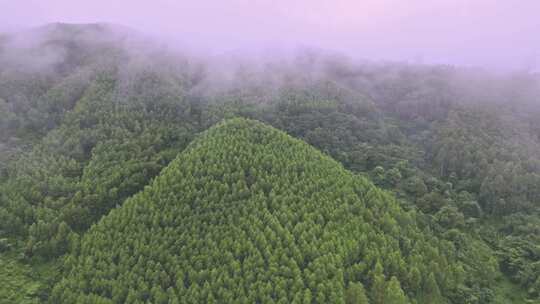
[0,23,539,303]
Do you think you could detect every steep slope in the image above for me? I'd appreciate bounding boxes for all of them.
[52,118,468,304]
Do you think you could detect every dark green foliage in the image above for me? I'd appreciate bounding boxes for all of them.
[0,250,59,304]
[0,62,198,257]
[490,214,540,298]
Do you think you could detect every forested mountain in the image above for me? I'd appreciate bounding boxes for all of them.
[0,23,539,303]
[51,118,460,303]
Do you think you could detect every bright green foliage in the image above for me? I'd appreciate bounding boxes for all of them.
[51,119,458,303]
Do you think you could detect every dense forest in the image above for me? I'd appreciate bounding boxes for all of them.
[0,23,539,303]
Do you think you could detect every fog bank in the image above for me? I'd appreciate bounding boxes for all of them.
[1,0,539,71]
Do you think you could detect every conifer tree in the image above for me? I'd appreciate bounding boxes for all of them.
[345,282,369,304]
[385,276,409,304]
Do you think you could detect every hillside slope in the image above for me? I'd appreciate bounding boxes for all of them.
[52,118,469,304]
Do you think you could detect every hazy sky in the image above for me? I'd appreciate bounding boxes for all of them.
[1,0,539,69]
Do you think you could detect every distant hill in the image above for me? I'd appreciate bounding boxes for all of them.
[51,118,465,303]
[0,22,176,173]
[0,22,141,73]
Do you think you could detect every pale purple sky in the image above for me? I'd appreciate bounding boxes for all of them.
[1,0,539,69]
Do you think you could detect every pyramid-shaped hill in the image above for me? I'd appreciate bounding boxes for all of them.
[52,118,462,303]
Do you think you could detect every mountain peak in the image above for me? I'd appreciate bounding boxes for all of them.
[51,118,454,303]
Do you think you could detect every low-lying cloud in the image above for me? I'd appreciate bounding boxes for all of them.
[0,0,539,71]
